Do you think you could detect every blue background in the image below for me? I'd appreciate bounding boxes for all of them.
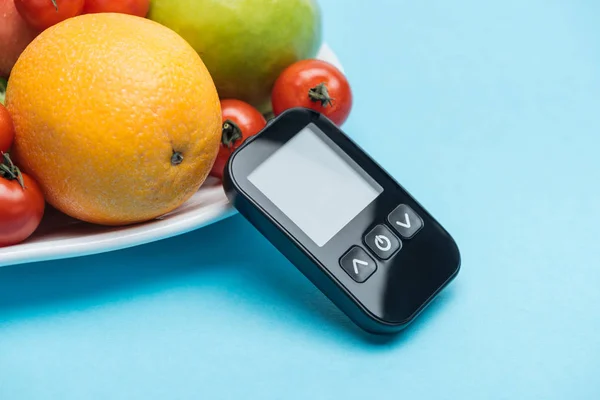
[1,0,600,398]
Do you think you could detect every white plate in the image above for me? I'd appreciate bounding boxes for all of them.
[0,44,343,268]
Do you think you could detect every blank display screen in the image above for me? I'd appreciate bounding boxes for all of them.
[247,124,383,247]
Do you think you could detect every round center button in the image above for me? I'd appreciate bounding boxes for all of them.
[364,224,401,260]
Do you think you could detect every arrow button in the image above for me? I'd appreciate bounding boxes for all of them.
[352,258,369,274]
[388,204,424,239]
[340,246,376,283]
[395,213,411,229]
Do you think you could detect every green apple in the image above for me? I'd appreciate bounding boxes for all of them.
[0,78,6,105]
[148,0,322,111]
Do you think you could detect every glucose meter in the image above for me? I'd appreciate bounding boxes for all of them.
[223,108,460,334]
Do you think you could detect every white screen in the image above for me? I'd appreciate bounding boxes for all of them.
[248,124,382,247]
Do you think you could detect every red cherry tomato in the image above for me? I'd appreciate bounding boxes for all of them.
[210,99,267,180]
[14,0,84,31]
[0,153,45,247]
[83,0,150,18]
[0,104,14,153]
[271,59,353,126]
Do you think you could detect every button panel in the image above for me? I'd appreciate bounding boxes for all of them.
[387,204,424,239]
[339,204,424,283]
[364,224,401,260]
[339,246,377,283]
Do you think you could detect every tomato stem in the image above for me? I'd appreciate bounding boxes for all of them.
[51,0,58,11]
[0,152,25,189]
[308,82,334,107]
[221,119,243,149]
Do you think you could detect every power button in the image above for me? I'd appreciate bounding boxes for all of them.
[364,224,401,260]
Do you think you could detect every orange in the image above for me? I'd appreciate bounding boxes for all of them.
[6,13,221,226]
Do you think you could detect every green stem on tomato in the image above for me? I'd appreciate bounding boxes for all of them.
[51,0,58,11]
[0,152,25,189]
[221,119,243,149]
[308,82,334,107]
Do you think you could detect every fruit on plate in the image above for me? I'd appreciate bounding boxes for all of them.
[0,103,14,152]
[0,0,38,77]
[272,59,353,126]
[210,99,267,180]
[14,0,85,31]
[6,13,221,226]
[0,153,45,248]
[147,0,322,111]
[83,0,150,17]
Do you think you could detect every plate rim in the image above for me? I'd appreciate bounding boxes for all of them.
[0,187,236,268]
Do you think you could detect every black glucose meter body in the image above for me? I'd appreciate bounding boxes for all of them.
[223,108,460,335]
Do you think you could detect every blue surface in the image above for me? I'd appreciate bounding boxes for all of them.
[1,1,600,398]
